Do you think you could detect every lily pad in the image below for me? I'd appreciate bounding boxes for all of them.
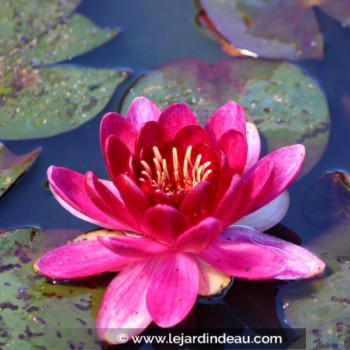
[194,0,350,60]
[280,220,350,333]
[290,318,350,350]
[0,0,129,139]
[302,171,350,229]
[0,144,40,198]
[0,67,128,139]
[121,58,330,176]
[0,228,111,349]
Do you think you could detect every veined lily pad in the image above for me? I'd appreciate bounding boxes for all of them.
[194,0,350,60]
[0,228,112,349]
[0,0,129,139]
[302,171,350,228]
[0,144,40,197]
[280,220,350,340]
[121,58,330,176]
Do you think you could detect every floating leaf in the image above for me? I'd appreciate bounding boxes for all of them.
[302,171,350,228]
[0,0,129,139]
[194,0,350,60]
[0,144,40,198]
[121,58,330,176]
[280,220,350,332]
[0,67,128,139]
[290,318,350,350]
[0,228,111,349]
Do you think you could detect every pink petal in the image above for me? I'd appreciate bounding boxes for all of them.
[84,172,138,231]
[197,260,232,297]
[98,235,169,258]
[174,125,213,151]
[245,122,261,171]
[218,129,247,174]
[214,174,242,224]
[143,205,189,244]
[135,121,164,157]
[158,103,199,140]
[180,181,215,224]
[247,144,305,210]
[235,191,290,231]
[97,260,155,344]
[34,238,130,279]
[176,217,223,253]
[103,135,134,185]
[199,240,285,280]
[220,226,325,279]
[116,174,151,222]
[47,166,125,230]
[100,112,137,153]
[146,252,199,327]
[126,97,161,131]
[204,101,246,143]
[232,159,274,222]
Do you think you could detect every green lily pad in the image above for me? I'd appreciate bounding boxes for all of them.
[289,318,350,350]
[302,171,350,229]
[121,58,330,176]
[0,0,80,55]
[280,220,350,332]
[194,0,350,60]
[0,67,128,139]
[0,228,111,349]
[0,0,129,139]
[0,144,40,198]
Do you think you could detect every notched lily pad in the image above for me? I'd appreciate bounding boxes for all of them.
[0,0,128,139]
[121,58,330,176]
[0,228,111,349]
[193,0,350,60]
[302,171,350,228]
[280,220,350,337]
[0,144,40,198]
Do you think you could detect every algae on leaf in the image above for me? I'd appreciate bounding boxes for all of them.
[281,220,350,348]
[0,144,40,197]
[0,228,110,349]
[0,0,129,139]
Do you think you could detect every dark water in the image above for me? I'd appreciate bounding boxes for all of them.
[1,1,350,348]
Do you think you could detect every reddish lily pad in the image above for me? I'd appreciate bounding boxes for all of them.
[0,144,40,198]
[0,0,128,139]
[121,58,330,176]
[280,220,350,334]
[194,0,350,60]
[302,171,350,228]
[0,228,112,349]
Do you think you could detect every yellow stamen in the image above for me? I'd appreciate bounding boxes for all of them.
[140,160,153,177]
[153,146,163,163]
[202,169,213,181]
[141,170,152,183]
[172,147,181,188]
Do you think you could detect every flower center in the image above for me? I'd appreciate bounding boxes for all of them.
[139,145,212,196]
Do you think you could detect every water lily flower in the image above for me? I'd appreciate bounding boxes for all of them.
[34,97,325,344]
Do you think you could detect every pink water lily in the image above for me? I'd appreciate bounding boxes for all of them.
[34,97,325,344]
